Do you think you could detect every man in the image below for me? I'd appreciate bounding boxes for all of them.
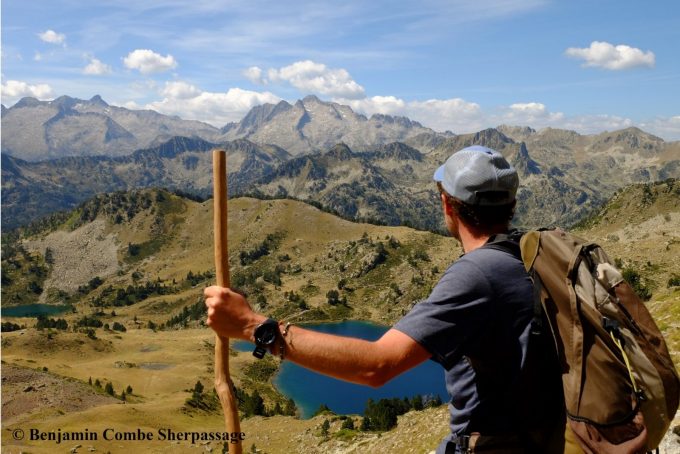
[205,145,568,453]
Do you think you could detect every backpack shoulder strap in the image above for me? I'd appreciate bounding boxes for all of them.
[482,229,524,258]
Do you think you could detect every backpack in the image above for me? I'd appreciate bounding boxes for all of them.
[515,228,680,454]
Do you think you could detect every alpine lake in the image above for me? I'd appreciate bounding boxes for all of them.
[1,303,73,318]
[234,320,447,418]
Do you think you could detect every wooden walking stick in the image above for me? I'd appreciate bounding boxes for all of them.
[212,149,243,454]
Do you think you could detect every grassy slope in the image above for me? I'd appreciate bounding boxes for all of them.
[573,179,680,366]
[2,182,678,453]
[2,190,460,453]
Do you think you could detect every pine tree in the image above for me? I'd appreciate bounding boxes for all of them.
[360,416,371,431]
[321,419,330,438]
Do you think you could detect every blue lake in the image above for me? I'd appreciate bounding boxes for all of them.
[234,320,447,418]
[1,304,73,318]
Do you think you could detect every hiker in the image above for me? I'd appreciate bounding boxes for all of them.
[205,145,568,453]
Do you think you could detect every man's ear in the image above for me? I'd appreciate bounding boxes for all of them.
[441,193,454,216]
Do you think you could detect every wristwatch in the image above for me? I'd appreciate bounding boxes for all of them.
[253,318,278,359]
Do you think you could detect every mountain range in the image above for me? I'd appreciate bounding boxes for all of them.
[2,95,679,231]
[1,95,440,161]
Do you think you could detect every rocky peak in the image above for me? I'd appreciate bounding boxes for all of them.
[50,95,79,111]
[302,94,323,104]
[512,142,541,176]
[370,113,423,129]
[496,125,536,141]
[13,97,43,109]
[239,101,292,132]
[89,95,109,107]
[375,142,423,161]
[325,142,354,161]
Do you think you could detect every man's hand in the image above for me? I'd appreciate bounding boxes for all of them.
[204,286,266,341]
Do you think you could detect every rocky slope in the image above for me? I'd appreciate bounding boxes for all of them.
[4,126,678,232]
[1,137,291,229]
[222,95,440,155]
[1,95,441,161]
[1,95,223,161]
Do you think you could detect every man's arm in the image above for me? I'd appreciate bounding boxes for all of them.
[204,286,431,388]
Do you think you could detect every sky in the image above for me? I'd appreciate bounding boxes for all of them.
[2,0,680,140]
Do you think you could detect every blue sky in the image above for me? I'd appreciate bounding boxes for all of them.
[2,0,680,140]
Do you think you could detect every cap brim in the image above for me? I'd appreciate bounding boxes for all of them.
[433,164,445,182]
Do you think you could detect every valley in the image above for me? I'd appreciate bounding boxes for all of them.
[2,180,679,453]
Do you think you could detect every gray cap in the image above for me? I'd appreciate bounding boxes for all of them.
[433,145,518,206]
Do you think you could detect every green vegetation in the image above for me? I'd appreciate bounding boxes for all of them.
[184,380,220,412]
[164,299,205,328]
[76,316,103,328]
[1,238,50,305]
[233,387,297,418]
[77,276,104,295]
[621,267,653,301]
[312,404,333,416]
[244,356,279,382]
[361,395,443,431]
[91,279,178,308]
[240,232,284,265]
[320,419,330,439]
[1,321,24,332]
[36,316,68,330]
[111,322,127,332]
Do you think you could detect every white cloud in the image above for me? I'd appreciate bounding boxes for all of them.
[500,102,565,125]
[265,60,365,99]
[565,41,655,70]
[340,95,483,133]
[554,114,635,135]
[123,49,178,74]
[639,116,680,141]
[243,66,265,84]
[160,81,201,99]
[38,29,66,45]
[491,102,636,134]
[34,52,43,61]
[147,85,281,126]
[1,80,54,103]
[83,58,113,75]
[509,102,547,114]
[343,95,406,116]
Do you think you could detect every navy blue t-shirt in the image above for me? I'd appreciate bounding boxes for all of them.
[394,243,563,452]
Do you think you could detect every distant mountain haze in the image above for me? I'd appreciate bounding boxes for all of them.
[1,95,441,161]
[2,95,678,231]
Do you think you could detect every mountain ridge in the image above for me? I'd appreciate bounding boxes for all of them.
[3,122,679,231]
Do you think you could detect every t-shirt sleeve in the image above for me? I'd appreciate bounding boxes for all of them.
[393,258,494,370]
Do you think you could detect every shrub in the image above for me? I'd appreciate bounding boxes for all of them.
[622,268,652,301]
[668,274,680,288]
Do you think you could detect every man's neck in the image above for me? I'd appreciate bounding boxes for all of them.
[458,225,508,254]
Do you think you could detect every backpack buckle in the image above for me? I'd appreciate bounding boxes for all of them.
[452,434,471,453]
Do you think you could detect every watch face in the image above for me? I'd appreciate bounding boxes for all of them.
[259,328,276,345]
[255,320,277,346]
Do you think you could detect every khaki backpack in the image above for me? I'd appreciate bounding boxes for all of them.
[519,229,679,454]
